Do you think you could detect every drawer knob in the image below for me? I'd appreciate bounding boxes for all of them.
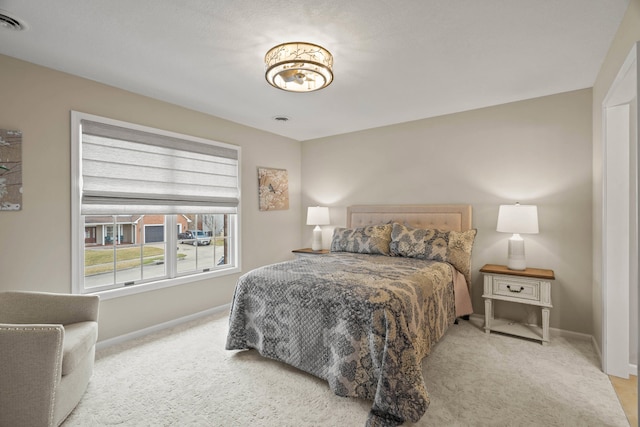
[507,285,525,293]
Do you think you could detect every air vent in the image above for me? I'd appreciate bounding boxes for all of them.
[0,11,27,31]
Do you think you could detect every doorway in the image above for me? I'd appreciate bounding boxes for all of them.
[602,42,638,378]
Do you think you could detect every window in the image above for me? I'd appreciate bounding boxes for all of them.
[71,112,240,298]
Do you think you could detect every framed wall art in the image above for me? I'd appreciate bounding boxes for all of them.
[257,167,289,211]
[0,129,22,211]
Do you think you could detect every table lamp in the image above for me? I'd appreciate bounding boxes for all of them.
[497,203,539,270]
[307,206,330,251]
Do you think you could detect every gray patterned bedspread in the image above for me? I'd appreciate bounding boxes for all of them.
[225,252,456,426]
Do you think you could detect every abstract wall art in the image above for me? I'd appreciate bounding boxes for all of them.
[258,167,289,211]
[0,129,22,211]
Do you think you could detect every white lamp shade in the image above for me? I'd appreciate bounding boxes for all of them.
[306,206,330,225]
[497,204,539,234]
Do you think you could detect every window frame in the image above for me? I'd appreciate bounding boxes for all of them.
[71,111,241,300]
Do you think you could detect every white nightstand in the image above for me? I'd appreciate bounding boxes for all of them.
[292,248,330,258]
[480,264,555,345]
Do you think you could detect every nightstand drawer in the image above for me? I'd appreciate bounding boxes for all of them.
[492,277,540,302]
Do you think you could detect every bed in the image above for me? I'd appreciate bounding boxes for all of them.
[226,205,476,426]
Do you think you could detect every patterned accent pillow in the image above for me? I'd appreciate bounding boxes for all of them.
[330,223,392,255]
[390,222,477,284]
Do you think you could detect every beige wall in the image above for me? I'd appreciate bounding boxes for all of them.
[301,89,593,334]
[591,0,640,354]
[0,54,302,341]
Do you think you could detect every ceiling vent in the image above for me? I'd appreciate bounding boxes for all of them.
[0,10,27,31]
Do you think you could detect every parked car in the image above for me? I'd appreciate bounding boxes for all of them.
[178,231,193,242]
[179,230,211,246]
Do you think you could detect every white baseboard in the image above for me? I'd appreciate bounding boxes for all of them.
[591,335,603,367]
[549,326,592,341]
[96,303,230,351]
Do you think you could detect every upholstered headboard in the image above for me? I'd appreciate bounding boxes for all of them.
[347,204,472,231]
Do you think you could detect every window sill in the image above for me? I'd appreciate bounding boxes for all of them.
[84,266,241,300]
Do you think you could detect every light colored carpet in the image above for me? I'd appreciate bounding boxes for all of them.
[63,310,628,426]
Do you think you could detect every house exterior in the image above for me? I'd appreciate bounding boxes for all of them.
[84,215,193,246]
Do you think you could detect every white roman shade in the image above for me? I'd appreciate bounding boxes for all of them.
[80,119,240,215]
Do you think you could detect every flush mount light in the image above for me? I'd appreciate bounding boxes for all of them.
[265,42,333,93]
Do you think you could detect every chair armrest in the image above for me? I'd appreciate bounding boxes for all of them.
[0,291,99,325]
[0,324,64,427]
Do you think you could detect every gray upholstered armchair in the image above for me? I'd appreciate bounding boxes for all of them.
[0,291,100,427]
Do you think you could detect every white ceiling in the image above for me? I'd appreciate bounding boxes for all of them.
[0,0,629,141]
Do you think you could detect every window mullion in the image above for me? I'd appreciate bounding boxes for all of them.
[166,215,177,278]
[111,216,117,285]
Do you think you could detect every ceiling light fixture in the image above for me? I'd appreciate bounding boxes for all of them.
[265,42,333,93]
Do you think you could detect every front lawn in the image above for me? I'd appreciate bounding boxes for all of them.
[84,246,185,275]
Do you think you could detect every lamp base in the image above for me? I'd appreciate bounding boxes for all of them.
[311,225,322,251]
[507,235,527,270]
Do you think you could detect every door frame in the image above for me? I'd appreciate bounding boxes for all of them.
[602,42,638,378]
